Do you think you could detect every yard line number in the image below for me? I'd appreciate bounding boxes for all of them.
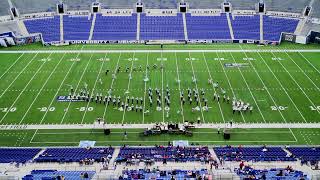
[310,106,320,111]
[271,106,288,111]
[0,107,16,113]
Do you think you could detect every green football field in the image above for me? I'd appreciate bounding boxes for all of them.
[0,43,319,146]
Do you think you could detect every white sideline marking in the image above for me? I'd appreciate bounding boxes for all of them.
[202,52,225,123]
[29,140,297,144]
[18,53,67,124]
[0,53,24,80]
[36,131,293,135]
[1,49,320,53]
[3,123,320,130]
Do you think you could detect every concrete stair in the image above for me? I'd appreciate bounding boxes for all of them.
[108,147,120,169]
[89,13,97,41]
[136,13,141,41]
[60,14,64,42]
[294,18,307,35]
[182,13,188,40]
[17,20,29,36]
[260,14,264,42]
[226,13,235,40]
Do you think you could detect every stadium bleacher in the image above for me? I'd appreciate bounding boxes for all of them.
[231,15,260,40]
[0,148,41,163]
[117,146,211,162]
[24,16,60,42]
[120,169,210,180]
[63,15,92,41]
[287,147,320,162]
[263,16,299,41]
[214,146,296,162]
[35,147,114,163]
[186,13,231,40]
[140,13,185,40]
[21,12,301,43]
[235,166,310,180]
[92,13,137,41]
[23,170,95,180]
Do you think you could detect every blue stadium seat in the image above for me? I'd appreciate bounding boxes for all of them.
[0,148,41,163]
[22,170,95,180]
[214,146,296,162]
[35,147,114,163]
[63,15,92,40]
[263,16,298,41]
[186,13,231,40]
[92,13,137,40]
[231,14,260,40]
[140,13,185,40]
[24,16,60,42]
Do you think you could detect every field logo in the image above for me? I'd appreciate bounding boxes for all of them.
[57,96,85,102]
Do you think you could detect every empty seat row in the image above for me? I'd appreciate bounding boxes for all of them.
[23,14,299,42]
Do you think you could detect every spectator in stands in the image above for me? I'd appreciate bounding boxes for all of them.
[276,169,283,176]
[239,161,245,170]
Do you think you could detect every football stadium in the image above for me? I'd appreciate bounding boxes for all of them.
[0,0,319,179]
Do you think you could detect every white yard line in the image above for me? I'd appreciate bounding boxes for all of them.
[229,52,266,123]
[80,52,108,124]
[298,52,320,75]
[256,52,308,123]
[271,51,320,114]
[285,52,320,91]
[215,51,246,123]
[1,49,320,54]
[174,52,185,123]
[18,53,67,125]
[142,53,149,124]
[201,52,225,124]
[0,53,38,99]
[0,53,52,123]
[188,52,205,123]
[102,53,122,120]
[161,51,165,123]
[0,53,24,80]
[238,46,297,140]
[121,52,136,125]
[30,45,86,143]
[60,54,93,124]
